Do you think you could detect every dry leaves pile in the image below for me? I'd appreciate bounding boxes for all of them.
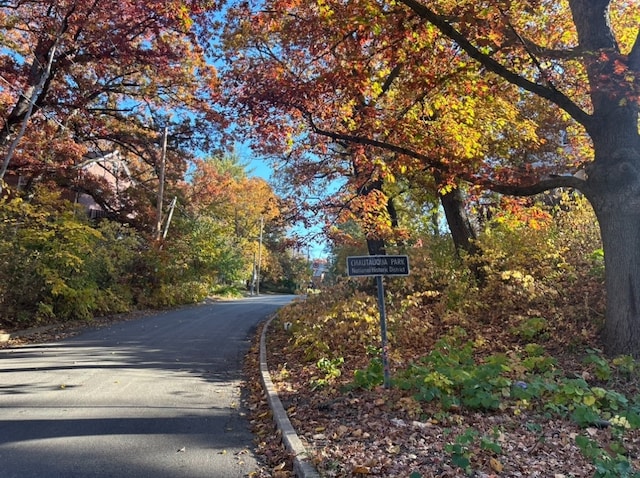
[243,314,640,478]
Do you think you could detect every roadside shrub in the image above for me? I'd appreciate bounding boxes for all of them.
[0,188,103,325]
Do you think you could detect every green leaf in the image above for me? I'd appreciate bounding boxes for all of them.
[451,454,470,470]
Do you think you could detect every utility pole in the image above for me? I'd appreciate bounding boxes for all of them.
[162,196,177,240]
[155,127,168,241]
[256,216,263,296]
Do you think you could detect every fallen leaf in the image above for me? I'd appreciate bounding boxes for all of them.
[490,457,503,472]
[352,465,371,474]
[391,418,407,427]
[412,420,432,429]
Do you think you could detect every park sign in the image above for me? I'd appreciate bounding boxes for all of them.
[346,255,410,277]
[346,254,409,389]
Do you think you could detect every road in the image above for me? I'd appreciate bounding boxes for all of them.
[0,295,296,478]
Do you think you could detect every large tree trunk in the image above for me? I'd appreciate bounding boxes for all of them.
[439,186,478,257]
[568,0,640,357]
[439,185,485,283]
[398,0,640,355]
[588,147,640,357]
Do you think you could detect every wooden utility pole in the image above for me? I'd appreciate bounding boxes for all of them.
[155,127,168,240]
[256,216,264,295]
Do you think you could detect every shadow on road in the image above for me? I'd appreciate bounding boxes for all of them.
[0,295,298,478]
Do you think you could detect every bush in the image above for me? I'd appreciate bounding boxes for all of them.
[0,188,103,325]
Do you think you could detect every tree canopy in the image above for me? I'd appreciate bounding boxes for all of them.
[219,0,640,355]
[0,0,224,229]
[0,0,638,356]
[0,1,311,328]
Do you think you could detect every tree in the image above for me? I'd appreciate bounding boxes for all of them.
[0,0,222,231]
[182,154,283,285]
[395,0,639,357]
[219,0,553,256]
[219,1,640,356]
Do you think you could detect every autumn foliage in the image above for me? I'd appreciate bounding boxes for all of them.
[0,0,223,230]
[261,197,640,477]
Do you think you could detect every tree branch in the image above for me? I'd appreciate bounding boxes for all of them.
[379,63,403,97]
[300,109,446,170]
[477,174,588,197]
[300,106,590,198]
[397,0,593,129]
[518,38,586,60]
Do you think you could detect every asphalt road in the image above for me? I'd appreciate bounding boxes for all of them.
[0,295,296,478]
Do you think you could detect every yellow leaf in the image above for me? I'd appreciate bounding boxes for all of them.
[583,395,597,406]
[387,445,400,454]
[490,457,503,472]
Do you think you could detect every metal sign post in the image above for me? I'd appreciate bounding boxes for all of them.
[375,275,391,388]
[346,255,409,388]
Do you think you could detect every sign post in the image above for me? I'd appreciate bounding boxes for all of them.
[346,255,409,388]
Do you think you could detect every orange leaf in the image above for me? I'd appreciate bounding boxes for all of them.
[352,465,371,474]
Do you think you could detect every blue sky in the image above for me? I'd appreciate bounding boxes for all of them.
[238,145,328,260]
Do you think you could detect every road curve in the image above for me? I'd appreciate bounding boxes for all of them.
[0,295,296,478]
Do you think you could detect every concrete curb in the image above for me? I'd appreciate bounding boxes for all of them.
[260,315,321,478]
